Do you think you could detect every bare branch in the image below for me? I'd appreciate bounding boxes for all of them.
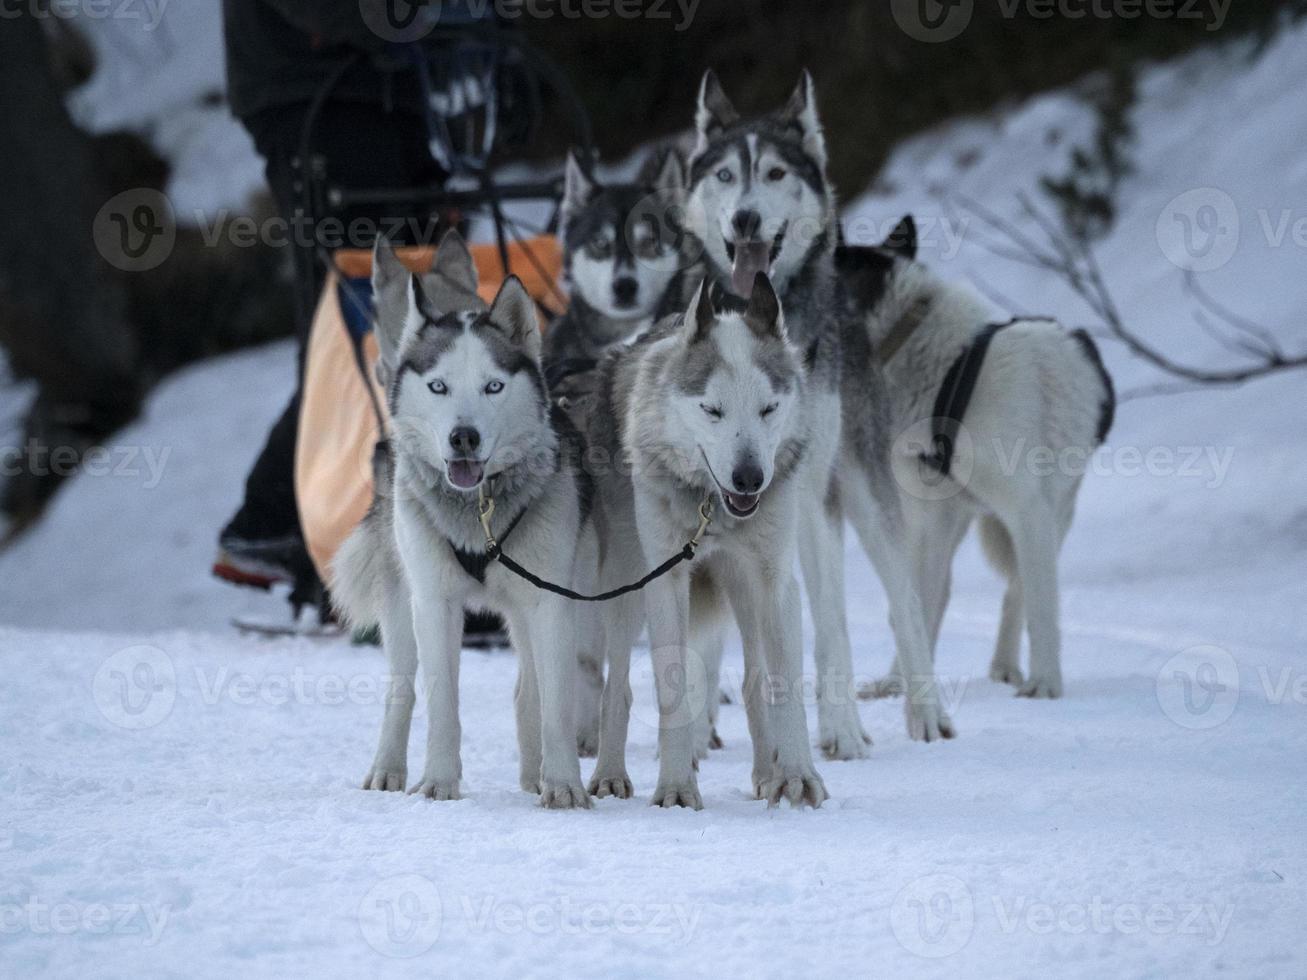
[953,194,1307,390]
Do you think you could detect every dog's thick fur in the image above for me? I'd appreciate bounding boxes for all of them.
[544,148,688,382]
[332,232,593,808]
[839,219,1115,699]
[578,276,827,809]
[684,71,955,757]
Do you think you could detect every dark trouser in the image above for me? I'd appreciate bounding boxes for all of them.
[223,100,445,565]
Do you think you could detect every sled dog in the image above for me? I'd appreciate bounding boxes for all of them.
[332,232,593,808]
[839,219,1115,698]
[544,147,689,383]
[581,275,828,808]
[683,70,954,757]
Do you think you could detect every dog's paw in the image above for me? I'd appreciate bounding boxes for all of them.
[650,776,703,810]
[858,673,905,700]
[819,704,872,761]
[539,776,592,810]
[709,727,724,750]
[410,777,462,801]
[1017,673,1063,699]
[577,730,599,759]
[362,768,407,792]
[519,774,541,795]
[989,661,1025,687]
[905,699,956,743]
[759,766,828,809]
[587,770,634,800]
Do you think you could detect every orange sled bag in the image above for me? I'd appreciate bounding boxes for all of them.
[294,236,565,582]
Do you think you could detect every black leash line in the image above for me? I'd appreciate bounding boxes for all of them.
[475,489,713,603]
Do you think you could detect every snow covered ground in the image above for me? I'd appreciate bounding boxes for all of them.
[3,17,1307,979]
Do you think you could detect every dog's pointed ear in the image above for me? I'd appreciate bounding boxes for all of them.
[487,275,542,364]
[778,70,827,174]
[432,229,478,294]
[882,215,918,260]
[652,148,684,194]
[744,273,785,341]
[694,70,739,153]
[562,151,597,231]
[373,236,413,372]
[683,279,716,344]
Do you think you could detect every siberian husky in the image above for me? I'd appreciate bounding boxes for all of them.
[332,232,593,808]
[579,275,828,809]
[544,147,689,383]
[684,70,954,756]
[840,219,1115,698]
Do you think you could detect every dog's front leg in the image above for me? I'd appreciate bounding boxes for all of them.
[798,494,872,760]
[588,590,641,799]
[729,558,828,808]
[408,593,464,799]
[511,625,542,794]
[528,595,591,809]
[363,584,418,791]
[643,569,702,810]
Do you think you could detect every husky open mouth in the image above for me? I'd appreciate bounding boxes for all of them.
[721,489,760,518]
[725,223,787,297]
[446,458,486,491]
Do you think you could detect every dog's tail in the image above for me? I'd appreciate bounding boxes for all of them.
[978,515,1016,582]
[330,518,390,628]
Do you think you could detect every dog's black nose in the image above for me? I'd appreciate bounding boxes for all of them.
[732,209,763,241]
[613,277,639,306]
[732,462,764,495]
[449,426,481,456]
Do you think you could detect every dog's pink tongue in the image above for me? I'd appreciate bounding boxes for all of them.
[447,460,485,490]
[731,242,771,298]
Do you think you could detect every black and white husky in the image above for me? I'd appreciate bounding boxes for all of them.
[332,232,593,809]
[840,220,1115,699]
[543,148,688,382]
[580,276,827,809]
[684,70,954,757]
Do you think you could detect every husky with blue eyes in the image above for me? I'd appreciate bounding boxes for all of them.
[332,232,595,809]
[543,148,690,385]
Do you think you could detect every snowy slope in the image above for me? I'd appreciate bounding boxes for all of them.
[4,21,1307,980]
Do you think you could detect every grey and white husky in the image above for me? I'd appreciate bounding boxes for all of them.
[840,219,1115,699]
[683,70,954,756]
[580,275,827,809]
[332,232,593,809]
[543,148,688,382]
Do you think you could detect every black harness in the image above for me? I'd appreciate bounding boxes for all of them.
[451,506,525,584]
[921,318,1023,477]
